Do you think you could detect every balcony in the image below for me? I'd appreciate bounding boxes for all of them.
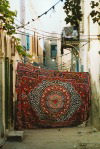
[61,26,80,49]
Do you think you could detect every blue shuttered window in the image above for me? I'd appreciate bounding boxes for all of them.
[26,34,30,51]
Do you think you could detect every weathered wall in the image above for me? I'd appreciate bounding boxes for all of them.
[89,39,100,129]
[57,39,72,71]
[0,27,21,139]
[30,35,43,64]
[0,54,5,138]
[80,0,100,129]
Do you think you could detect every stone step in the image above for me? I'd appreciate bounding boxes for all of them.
[7,131,24,142]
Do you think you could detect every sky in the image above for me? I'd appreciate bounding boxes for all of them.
[28,0,66,33]
[9,0,66,35]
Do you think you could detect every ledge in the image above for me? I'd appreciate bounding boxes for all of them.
[7,131,24,142]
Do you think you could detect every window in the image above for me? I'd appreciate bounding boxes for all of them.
[26,34,30,51]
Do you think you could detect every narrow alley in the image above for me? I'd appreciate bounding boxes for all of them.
[0,0,100,149]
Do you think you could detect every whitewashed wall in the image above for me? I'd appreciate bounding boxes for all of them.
[80,0,100,129]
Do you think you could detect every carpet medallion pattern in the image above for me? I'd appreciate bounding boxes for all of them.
[16,63,90,129]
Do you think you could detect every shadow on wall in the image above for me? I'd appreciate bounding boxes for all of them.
[91,81,100,130]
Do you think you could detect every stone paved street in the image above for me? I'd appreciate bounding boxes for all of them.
[2,127,100,149]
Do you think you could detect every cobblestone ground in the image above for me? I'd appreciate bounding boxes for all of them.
[2,127,100,149]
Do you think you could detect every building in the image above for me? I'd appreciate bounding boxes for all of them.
[59,26,79,72]
[30,35,43,65]
[57,39,72,71]
[79,0,100,129]
[44,38,58,70]
[0,0,44,142]
[8,0,44,65]
[0,25,21,142]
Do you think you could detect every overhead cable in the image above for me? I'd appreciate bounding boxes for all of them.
[17,0,64,29]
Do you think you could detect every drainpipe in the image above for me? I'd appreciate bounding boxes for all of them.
[61,54,62,70]
[0,53,5,138]
[71,50,73,72]
[0,28,6,146]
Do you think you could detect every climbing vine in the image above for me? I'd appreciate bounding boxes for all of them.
[14,37,32,58]
[0,0,16,35]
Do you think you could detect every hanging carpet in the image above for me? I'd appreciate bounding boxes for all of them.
[15,63,90,129]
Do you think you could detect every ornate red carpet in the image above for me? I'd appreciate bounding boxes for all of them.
[15,63,90,129]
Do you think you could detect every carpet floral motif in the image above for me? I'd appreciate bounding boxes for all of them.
[15,63,90,129]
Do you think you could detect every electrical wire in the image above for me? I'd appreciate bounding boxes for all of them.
[26,26,61,35]
[16,30,61,40]
[17,0,64,29]
[79,42,89,48]
[17,25,100,39]
[15,23,100,40]
[15,17,100,38]
[15,23,100,42]
[16,30,100,42]
[15,18,61,36]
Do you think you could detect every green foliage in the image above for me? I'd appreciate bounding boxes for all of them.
[15,38,32,58]
[0,1,32,58]
[90,1,100,25]
[63,0,83,27]
[63,0,100,27]
[0,0,16,34]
